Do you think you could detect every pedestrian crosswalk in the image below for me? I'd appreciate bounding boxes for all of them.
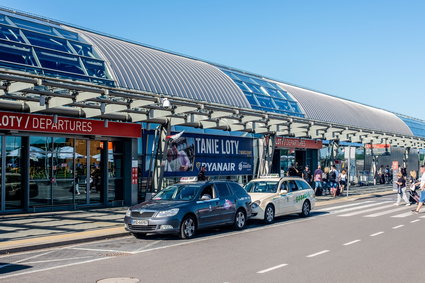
[319,200,421,219]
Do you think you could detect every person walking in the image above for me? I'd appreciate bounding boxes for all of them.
[313,165,323,196]
[394,172,409,206]
[412,165,425,214]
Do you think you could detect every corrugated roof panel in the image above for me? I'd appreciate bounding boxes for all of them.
[277,82,413,136]
[75,29,250,108]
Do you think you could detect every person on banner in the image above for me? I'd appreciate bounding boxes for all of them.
[198,165,207,181]
[171,143,191,171]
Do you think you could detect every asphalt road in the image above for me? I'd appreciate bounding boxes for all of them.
[1,195,424,283]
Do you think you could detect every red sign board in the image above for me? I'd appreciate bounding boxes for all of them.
[0,111,141,138]
[275,137,322,149]
[365,144,391,149]
[392,161,399,170]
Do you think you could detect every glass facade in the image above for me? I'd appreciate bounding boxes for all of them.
[397,114,425,138]
[0,134,126,213]
[0,12,114,86]
[220,68,304,117]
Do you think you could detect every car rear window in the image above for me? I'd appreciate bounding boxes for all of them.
[215,183,231,198]
[228,182,249,198]
[295,180,311,190]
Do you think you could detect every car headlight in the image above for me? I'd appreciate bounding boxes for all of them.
[125,209,131,217]
[251,200,261,209]
[155,208,180,218]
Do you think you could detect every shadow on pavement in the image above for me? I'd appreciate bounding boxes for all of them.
[0,263,32,275]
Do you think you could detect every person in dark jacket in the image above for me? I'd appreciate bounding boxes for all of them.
[197,165,207,181]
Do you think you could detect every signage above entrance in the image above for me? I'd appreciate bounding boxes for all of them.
[275,137,322,149]
[0,111,141,138]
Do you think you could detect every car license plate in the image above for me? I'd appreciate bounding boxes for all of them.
[131,219,148,226]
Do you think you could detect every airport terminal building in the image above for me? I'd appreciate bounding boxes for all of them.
[0,7,424,214]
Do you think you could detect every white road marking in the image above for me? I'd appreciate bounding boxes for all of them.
[257,263,288,274]
[306,250,330,258]
[370,231,384,237]
[316,201,374,212]
[134,240,162,252]
[392,225,404,229]
[364,206,408,217]
[24,256,93,264]
[343,239,361,246]
[70,247,132,254]
[0,249,58,269]
[410,219,420,223]
[0,257,109,280]
[338,204,394,217]
[391,211,416,218]
[331,202,391,215]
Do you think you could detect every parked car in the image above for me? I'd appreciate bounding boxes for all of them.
[124,181,252,239]
[245,175,315,224]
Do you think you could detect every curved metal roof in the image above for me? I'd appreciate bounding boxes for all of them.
[275,82,413,136]
[73,29,250,108]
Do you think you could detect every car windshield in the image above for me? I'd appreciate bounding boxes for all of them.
[153,184,200,201]
[245,181,278,193]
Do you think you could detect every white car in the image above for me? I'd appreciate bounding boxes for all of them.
[245,176,316,223]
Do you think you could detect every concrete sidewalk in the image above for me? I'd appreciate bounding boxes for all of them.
[0,185,394,255]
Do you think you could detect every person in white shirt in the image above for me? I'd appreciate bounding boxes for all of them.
[412,165,425,214]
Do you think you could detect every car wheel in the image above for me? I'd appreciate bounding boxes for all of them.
[299,200,311,217]
[180,215,196,239]
[132,232,147,239]
[234,209,247,230]
[264,204,275,224]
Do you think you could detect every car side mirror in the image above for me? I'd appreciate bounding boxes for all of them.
[201,195,211,201]
[280,189,288,194]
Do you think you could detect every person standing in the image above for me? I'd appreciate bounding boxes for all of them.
[313,165,323,196]
[197,165,207,181]
[302,166,312,184]
[329,165,339,197]
[287,163,299,177]
[339,169,347,195]
[412,165,425,214]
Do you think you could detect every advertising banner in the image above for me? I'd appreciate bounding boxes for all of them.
[162,132,254,177]
[0,111,141,138]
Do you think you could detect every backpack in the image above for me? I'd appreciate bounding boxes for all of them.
[330,171,337,182]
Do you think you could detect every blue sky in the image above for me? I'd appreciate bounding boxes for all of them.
[2,0,424,119]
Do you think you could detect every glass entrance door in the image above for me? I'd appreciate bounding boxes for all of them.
[4,136,24,210]
[52,137,75,206]
[29,136,76,208]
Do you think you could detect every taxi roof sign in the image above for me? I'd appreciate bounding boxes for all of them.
[180,176,198,183]
[259,174,280,178]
